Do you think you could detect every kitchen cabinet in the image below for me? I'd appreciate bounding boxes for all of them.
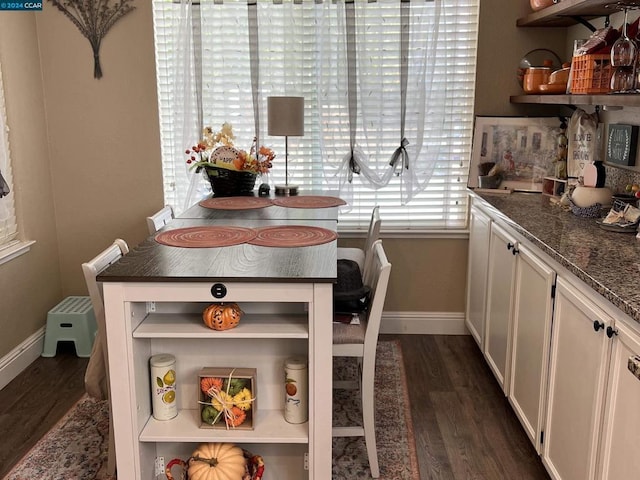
[467,191,640,480]
[542,278,612,480]
[483,216,556,451]
[507,241,555,453]
[597,320,640,480]
[464,203,491,347]
[484,222,517,392]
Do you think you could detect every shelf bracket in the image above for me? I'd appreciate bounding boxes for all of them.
[567,14,609,32]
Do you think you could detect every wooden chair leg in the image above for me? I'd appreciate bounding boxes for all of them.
[361,355,379,478]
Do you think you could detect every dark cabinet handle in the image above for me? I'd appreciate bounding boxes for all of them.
[593,320,605,332]
[512,247,520,256]
[507,242,514,251]
[606,326,618,338]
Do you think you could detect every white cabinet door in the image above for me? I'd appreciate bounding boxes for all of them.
[508,243,555,453]
[543,278,611,480]
[484,222,517,392]
[598,320,640,480]
[465,205,491,348]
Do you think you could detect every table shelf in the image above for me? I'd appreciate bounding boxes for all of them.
[133,312,309,339]
[140,408,309,443]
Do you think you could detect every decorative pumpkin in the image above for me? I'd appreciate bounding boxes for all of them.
[188,443,246,480]
[202,303,243,331]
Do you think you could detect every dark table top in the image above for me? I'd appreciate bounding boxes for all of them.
[98,218,337,283]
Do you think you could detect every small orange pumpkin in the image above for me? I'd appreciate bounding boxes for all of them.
[203,303,243,331]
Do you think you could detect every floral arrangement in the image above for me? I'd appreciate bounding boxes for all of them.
[186,122,275,175]
[199,371,256,429]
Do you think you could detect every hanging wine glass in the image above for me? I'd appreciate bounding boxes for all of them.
[611,66,636,92]
[608,4,638,93]
[611,7,636,67]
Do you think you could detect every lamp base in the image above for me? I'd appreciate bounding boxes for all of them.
[274,184,299,196]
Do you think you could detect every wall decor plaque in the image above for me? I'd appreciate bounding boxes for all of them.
[606,124,639,167]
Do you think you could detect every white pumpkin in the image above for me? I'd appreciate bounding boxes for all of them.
[188,443,246,480]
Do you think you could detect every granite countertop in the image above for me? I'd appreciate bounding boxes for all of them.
[471,190,640,325]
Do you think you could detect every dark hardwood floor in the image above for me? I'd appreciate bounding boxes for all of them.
[0,335,549,479]
[382,334,550,480]
[0,342,88,478]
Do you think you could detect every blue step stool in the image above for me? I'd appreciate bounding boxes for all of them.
[42,296,97,358]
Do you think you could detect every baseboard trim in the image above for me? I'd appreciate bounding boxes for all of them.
[380,311,468,335]
[0,327,45,391]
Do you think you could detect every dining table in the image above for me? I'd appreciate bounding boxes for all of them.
[98,194,341,479]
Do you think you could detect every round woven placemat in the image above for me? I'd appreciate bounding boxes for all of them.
[248,225,337,247]
[199,197,274,210]
[272,195,346,209]
[155,226,256,248]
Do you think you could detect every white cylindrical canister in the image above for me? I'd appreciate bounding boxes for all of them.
[284,356,308,424]
[150,353,177,420]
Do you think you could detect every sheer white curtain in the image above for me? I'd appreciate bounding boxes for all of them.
[153,0,478,228]
[0,60,17,247]
[315,0,442,205]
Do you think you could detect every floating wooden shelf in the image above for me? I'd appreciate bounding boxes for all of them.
[517,0,626,27]
[510,94,640,108]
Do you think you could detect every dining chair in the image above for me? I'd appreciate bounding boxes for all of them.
[82,238,129,476]
[332,239,391,478]
[146,205,175,234]
[337,206,381,275]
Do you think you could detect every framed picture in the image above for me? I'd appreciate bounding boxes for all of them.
[468,116,563,192]
[606,124,639,167]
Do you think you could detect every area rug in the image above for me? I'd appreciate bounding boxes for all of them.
[4,341,418,480]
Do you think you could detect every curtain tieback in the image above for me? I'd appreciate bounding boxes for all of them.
[0,170,10,198]
[389,138,409,174]
[348,151,361,182]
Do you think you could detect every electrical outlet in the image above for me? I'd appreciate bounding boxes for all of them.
[147,301,156,313]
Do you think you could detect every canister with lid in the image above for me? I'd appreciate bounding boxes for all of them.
[284,356,308,424]
[150,353,177,420]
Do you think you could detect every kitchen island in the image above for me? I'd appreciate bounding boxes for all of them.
[99,211,338,479]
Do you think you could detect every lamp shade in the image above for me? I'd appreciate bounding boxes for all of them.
[268,96,305,136]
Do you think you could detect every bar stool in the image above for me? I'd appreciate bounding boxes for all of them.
[42,296,96,357]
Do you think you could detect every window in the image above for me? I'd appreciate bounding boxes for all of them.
[152,0,479,230]
[0,60,17,250]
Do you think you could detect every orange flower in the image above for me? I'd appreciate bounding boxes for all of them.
[225,406,247,427]
[200,377,223,395]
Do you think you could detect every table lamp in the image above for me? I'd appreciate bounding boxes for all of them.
[268,96,304,196]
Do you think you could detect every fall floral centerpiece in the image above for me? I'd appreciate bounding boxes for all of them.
[186,123,275,196]
[198,368,257,430]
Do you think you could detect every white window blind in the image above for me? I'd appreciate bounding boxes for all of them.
[152,0,478,230]
[0,60,17,248]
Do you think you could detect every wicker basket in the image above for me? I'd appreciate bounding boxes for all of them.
[202,165,257,197]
